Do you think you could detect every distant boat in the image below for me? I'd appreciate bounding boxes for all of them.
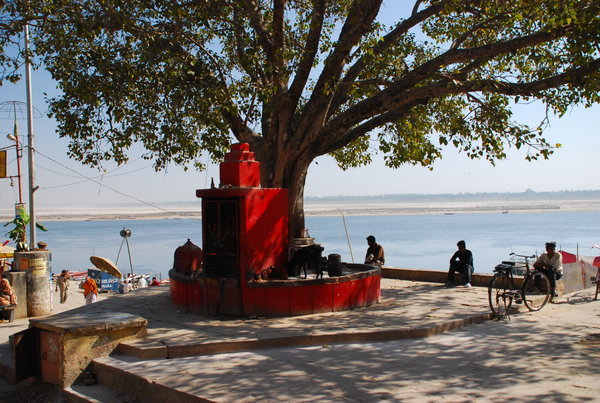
[53,270,88,281]
[502,210,509,214]
[444,213,455,215]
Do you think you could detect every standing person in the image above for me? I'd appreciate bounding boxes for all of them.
[364,235,385,266]
[533,241,563,298]
[83,277,98,304]
[55,270,70,303]
[446,240,474,287]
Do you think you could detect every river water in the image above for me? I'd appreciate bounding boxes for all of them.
[32,210,599,278]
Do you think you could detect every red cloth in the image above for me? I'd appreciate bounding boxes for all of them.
[559,250,577,264]
[83,277,98,297]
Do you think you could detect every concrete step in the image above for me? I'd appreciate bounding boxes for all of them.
[87,356,208,403]
[64,383,131,403]
[0,344,14,383]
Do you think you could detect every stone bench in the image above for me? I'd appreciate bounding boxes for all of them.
[26,310,147,388]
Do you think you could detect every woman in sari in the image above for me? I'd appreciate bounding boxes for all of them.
[0,278,16,306]
[83,277,98,304]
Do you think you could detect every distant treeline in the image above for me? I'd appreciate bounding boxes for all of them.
[305,189,600,203]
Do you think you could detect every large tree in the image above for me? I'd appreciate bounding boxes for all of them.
[1,0,599,237]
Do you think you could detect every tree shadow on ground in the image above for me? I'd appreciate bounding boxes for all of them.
[70,280,491,342]
[105,299,600,401]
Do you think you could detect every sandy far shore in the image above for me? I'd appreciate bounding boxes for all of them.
[1,199,600,222]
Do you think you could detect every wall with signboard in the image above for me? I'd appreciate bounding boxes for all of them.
[87,268,119,291]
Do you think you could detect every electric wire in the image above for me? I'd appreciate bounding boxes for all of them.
[33,149,190,216]
[37,162,152,188]
[41,177,97,190]
[36,157,149,180]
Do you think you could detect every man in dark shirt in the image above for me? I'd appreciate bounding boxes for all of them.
[365,235,385,266]
[446,240,474,287]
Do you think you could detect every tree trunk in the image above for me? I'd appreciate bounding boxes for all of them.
[253,141,311,243]
[287,167,308,240]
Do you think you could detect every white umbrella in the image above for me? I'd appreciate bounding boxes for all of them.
[90,256,123,278]
[0,244,15,259]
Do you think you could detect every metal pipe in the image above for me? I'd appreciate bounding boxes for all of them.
[341,212,354,263]
[11,118,23,204]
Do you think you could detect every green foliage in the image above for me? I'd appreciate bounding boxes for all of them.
[0,0,598,210]
[3,205,48,244]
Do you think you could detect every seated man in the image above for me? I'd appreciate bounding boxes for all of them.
[121,280,130,293]
[533,241,563,298]
[364,235,385,266]
[446,240,474,287]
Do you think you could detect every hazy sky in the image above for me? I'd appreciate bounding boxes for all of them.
[1,4,599,215]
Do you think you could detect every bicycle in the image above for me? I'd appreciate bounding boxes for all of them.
[488,253,552,317]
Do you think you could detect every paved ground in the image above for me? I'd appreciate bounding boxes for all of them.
[1,279,492,353]
[93,290,600,401]
[1,278,599,401]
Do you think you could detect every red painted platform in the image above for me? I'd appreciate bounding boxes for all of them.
[169,142,381,317]
[169,264,381,317]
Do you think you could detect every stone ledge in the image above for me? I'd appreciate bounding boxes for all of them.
[27,311,147,388]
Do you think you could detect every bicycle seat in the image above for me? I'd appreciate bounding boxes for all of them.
[494,263,513,272]
[501,261,516,266]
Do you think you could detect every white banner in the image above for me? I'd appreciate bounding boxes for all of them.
[563,255,599,294]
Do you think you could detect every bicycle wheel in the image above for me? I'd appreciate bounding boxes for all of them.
[488,273,513,316]
[522,270,551,311]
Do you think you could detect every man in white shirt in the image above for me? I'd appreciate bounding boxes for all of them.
[533,241,563,298]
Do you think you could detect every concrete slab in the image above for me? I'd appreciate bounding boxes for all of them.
[110,279,492,358]
[29,311,147,334]
[86,289,600,402]
[28,310,147,388]
[1,274,598,401]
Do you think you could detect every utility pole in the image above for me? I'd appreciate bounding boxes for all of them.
[24,22,36,248]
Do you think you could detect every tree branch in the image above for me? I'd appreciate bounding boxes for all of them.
[331,25,574,130]
[411,0,425,16]
[329,0,448,114]
[296,0,383,139]
[322,57,600,149]
[459,58,600,96]
[320,99,429,155]
[287,0,326,110]
[222,109,257,143]
[272,0,286,92]
[237,1,276,74]
[232,7,267,87]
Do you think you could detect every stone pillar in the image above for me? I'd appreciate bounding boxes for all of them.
[4,271,27,319]
[14,250,52,317]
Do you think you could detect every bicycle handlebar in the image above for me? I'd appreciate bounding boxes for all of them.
[509,252,536,259]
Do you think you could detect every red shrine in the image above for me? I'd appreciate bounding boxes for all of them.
[169,143,381,317]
